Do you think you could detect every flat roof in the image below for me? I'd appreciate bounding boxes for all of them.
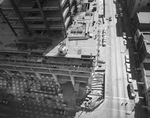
[144,34,150,54]
[137,12,150,24]
[45,10,97,58]
[45,0,100,58]
[144,70,150,90]
[45,37,97,58]
[0,0,99,59]
[143,63,150,90]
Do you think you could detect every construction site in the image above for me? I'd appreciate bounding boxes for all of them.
[0,0,105,118]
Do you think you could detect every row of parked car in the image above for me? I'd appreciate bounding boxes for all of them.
[115,3,124,19]
[125,55,136,99]
[102,29,106,47]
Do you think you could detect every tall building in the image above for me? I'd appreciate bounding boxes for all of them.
[0,0,76,41]
[0,0,105,117]
[127,0,150,18]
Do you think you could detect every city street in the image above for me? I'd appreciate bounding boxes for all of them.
[75,0,135,118]
[0,0,149,118]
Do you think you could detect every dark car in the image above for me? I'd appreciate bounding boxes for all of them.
[118,4,122,12]
[115,14,118,18]
[113,0,116,3]
[120,12,123,17]
[109,17,112,21]
[128,83,136,99]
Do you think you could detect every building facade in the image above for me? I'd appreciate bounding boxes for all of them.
[0,0,76,40]
[127,0,150,18]
[134,32,150,111]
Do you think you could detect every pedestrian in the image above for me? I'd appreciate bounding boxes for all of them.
[125,103,128,106]
[121,103,124,106]
[132,108,134,112]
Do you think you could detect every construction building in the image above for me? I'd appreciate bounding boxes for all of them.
[0,0,76,38]
[0,0,105,118]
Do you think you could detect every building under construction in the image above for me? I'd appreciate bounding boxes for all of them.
[0,0,105,118]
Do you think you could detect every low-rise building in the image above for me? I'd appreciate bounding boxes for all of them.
[126,0,150,18]
[133,12,150,49]
[134,33,150,111]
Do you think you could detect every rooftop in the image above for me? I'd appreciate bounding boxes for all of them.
[45,12,97,58]
[144,71,150,91]
[0,0,98,59]
[137,12,150,24]
[144,34,150,54]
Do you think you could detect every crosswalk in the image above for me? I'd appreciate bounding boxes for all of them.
[89,73,104,97]
[80,72,104,110]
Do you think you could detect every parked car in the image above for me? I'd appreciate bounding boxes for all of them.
[103,35,107,40]
[128,83,136,99]
[125,55,130,63]
[126,63,131,72]
[118,4,122,11]
[109,16,112,21]
[123,32,126,39]
[127,73,132,83]
[120,12,123,17]
[102,41,106,47]
[123,40,127,45]
[115,14,118,18]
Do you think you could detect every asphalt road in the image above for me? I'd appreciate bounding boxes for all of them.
[75,0,135,118]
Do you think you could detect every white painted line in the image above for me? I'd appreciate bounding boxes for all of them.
[101,107,131,113]
[105,96,129,100]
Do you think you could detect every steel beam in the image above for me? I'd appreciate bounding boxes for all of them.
[9,0,31,35]
[2,7,59,11]
[13,25,64,30]
[8,16,62,21]
[0,8,17,36]
[36,0,50,33]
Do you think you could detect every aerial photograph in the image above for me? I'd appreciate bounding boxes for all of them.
[0,0,150,118]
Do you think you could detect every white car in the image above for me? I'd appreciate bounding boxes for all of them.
[127,73,132,83]
[118,4,122,12]
[115,14,118,18]
[120,12,123,17]
[123,32,126,39]
[103,35,107,39]
[123,40,127,45]
[102,30,106,34]
[125,55,130,63]
[102,41,106,47]
[113,0,116,3]
[128,83,136,99]
[126,63,131,72]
